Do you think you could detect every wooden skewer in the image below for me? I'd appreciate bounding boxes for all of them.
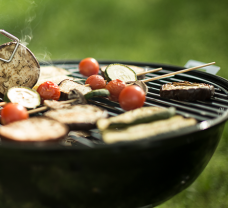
[0,102,7,107]
[136,67,162,76]
[28,98,79,115]
[85,67,163,87]
[142,62,216,83]
[28,106,48,114]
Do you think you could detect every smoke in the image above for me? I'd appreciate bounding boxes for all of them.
[20,1,38,46]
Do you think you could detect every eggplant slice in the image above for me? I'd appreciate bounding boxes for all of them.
[44,104,108,130]
[160,81,215,101]
[0,117,69,143]
[0,42,40,95]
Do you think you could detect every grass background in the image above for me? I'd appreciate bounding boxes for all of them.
[1,0,228,207]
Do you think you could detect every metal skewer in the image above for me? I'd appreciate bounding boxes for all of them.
[0,30,20,63]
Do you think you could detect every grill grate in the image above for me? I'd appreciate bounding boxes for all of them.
[61,63,228,122]
[42,62,228,147]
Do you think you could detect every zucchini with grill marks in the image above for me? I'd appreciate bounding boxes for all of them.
[97,106,176,131]
[84,89,110,100]
[4,86,41,109]
[104,64,137,82]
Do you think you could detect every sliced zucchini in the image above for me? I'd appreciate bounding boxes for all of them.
[97,106,176,131]
[102,115,197,144]
[4,86,41,108]
[84,89,110,100]
[104,64,137,82]
[100,64,146,80]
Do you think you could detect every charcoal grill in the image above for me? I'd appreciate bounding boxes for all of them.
[0,60,228,208]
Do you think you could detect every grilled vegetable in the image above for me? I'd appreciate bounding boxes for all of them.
[1,103,29,125]
[0,117,69,143]
[0,42,40,95]
[119,85,146,111]
[68,89,87,104]
[85,75,106,90]
[58,79,92,100]
[4,86,40,108]
[44,100,72,110]
[79,57,99,77]
[126,80,148,94]
[101,64,146,80]
[105,79,126,102]
[160,81,215,101]
[97,106,176,131]
[84,89,110,100]
[102,115,197,144]
[44,105,108,130]
[104,64,137,82]
[37,81,61,101]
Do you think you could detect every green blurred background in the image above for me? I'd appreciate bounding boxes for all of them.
[1,0,228,207]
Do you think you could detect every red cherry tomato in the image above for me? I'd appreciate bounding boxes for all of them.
[37,81,61,101]
[119,85,145,111]
[1,103,29,125]
[85,75,106,90]
[79,57,99,77]
[105,79,126,102]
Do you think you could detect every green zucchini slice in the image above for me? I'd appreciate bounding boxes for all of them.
[97,106,176,131]
[104,64,137,82]
[4,86,41,108]
[84,89,110,100]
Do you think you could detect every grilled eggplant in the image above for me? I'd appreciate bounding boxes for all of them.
[160,81,215,101]
[0,117,69,143]
[102,115,197,144]
[0,42,40,95]
[58,79,92,100]
[44,104,108,130]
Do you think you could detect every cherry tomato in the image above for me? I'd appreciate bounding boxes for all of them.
[119,85,145,111]
[1,103,29,125]
[37,81,61,101]
[105,79,126,102]
[85,75,106,90]
[79,57,99,77]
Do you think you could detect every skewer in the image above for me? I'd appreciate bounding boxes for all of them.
[142,62,216,83]
[136,67,162,76]
[84,67,163,87]
[0,102,6,107]
[28,98,79,114]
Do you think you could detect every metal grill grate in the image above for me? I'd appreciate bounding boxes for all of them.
[40,61,228,147]
[55,62,228,121]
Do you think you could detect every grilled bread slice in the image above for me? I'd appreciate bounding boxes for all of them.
[0,117,69,143]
